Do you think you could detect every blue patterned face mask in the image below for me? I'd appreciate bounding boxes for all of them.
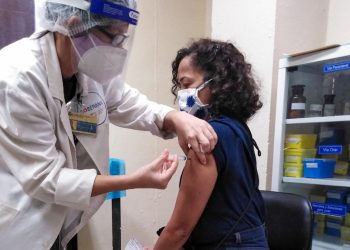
[176,79,212,119]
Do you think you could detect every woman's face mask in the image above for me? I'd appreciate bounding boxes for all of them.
[176,79,212,119]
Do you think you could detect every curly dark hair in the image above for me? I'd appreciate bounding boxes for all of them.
[171,39,262,122]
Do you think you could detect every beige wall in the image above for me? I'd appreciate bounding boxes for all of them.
[326,0,350,45]
[211,0,278,190]
[79,1,211,249]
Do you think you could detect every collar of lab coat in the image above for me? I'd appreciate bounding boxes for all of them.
[38,32,76,147]
[39,32,65,102]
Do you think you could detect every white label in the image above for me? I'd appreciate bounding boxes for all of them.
[291,103,305,110]
[286,137,300,144]
[327,192,341,199]
[326,222,341,230]
[323,104,335,116]
[286,168,298,173]
[306,163,318,168]
[286,156,298,161]
[310,104,323,112]
[320,130,334,138]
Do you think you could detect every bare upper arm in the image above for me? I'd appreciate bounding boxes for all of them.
[165,149,218,233]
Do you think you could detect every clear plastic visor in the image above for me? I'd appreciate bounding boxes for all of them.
[71,19,135,51]
[70,19,135,84]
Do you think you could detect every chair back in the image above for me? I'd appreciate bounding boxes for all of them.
[261,191,314,250]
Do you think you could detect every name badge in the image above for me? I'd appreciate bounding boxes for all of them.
[67,99,98,135]
[68,112,97,135]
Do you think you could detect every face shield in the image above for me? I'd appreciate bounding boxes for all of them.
[35,0,139,84]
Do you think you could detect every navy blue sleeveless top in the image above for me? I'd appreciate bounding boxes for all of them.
[185,116,265,247]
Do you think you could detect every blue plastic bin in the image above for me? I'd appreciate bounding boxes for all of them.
[303,158,336,178]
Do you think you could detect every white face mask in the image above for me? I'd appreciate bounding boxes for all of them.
[73,33,128,84]
[176,79,212,119]
[78,45,127,84]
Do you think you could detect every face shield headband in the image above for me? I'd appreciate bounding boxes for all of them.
[89,0,139,26]
[39,0,139,36]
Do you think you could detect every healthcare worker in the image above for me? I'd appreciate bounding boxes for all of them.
[0,0,217,249]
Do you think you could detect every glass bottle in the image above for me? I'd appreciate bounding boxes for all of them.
[308,104,323,117]
[287,84,306,118]
[323,94,336,116]
[321,75,337,116]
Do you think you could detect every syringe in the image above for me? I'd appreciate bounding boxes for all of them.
[178,155,191,161]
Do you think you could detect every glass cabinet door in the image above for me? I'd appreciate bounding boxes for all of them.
[280,54,350,249]
[287,56,350,119]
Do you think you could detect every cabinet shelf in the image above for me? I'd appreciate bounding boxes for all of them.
[286,115,350,124]
[283,176,350,187]
[313,235,350,250]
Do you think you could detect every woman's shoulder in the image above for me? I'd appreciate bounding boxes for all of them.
[209,116,242,134]
[208,116,242,152]
[209,116,254,149]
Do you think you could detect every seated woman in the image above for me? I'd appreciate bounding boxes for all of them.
[149,39,268,250]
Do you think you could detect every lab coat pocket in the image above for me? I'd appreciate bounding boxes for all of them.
[0,203,18,231]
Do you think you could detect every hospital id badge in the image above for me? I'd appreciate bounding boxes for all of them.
[68,112,97,135]
[67,100,98,135]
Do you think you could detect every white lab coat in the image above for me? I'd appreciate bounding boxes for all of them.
[0,32,173,250]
